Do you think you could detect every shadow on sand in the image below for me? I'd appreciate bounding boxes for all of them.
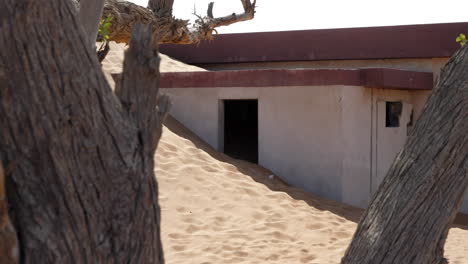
[163,115,467,230]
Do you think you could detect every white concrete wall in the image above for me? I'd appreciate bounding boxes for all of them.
[163,86,364,205]
[340,86,373,207]
[161,85,468,213]
[371,90,413,194]
[256,86,345,203]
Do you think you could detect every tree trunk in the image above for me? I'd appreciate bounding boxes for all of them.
[0,0,167,263]
[341,45,468,263]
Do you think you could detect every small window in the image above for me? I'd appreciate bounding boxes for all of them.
[386,102,402,127]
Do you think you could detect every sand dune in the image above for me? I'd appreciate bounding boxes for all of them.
[101,42,468,264]
[157,116,468,264]
[101,42,205,87]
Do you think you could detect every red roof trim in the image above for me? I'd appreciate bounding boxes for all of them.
[159,22,468,64]
[159,68,433,90]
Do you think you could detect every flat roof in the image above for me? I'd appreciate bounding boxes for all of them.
[159,68,433,90]
[159,22,468,64]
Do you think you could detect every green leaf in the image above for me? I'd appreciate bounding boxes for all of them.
[98,15,113,41]
[456,33,467,46]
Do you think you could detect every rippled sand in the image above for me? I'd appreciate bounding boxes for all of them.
[155,117,468,264]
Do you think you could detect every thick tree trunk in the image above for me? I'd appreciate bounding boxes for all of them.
[102,0,256,45]
[341,45,468,263]
[0,0,166,263]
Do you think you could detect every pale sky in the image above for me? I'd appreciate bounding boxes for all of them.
[129,0,468,33]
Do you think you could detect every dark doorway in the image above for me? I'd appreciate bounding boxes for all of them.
[223,100,258,163]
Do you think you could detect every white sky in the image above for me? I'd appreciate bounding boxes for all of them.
[129,0,468,33]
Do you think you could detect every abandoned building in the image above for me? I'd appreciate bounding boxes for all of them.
[158,22,468,213]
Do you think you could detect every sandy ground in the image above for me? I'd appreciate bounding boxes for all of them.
[157,117,468,264]
[101,42,205,87]
[102,42,468,264]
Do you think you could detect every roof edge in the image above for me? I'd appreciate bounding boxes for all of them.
[158,68,433,90]
[160,22,467,64]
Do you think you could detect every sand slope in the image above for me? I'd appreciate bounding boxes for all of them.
[101,42,467,263]
[157,117,468,264]
[102,42,205,74]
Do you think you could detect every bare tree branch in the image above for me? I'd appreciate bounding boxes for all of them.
[148,0,174,16]
[193,0,256,40]
[207,2,214,19]
[102,0,256,45]
[97,41,111,63]
[211,0,256,27]
[115,24,170,153]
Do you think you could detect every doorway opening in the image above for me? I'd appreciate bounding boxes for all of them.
[223,100,258,163]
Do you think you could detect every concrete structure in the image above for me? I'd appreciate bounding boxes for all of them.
[158,23,468,213]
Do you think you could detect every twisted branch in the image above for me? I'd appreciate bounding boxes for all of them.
[193,0,256,40]
[147,0,174,17]
[102,0,256,45]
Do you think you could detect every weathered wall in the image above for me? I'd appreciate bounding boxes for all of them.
[162,86,351,204]
[256,86,346,203]
[340,86,373,206]
[159,85,468,213]
[370,89,414,194]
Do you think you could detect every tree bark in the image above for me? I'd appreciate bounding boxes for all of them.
[78,0,106,50]
[0,163,18,264]
[147,0,174,16]
[0,0,167,262]
[341,45,468,263]
[102,0,256,45]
